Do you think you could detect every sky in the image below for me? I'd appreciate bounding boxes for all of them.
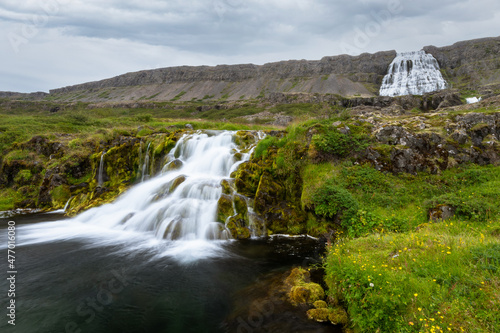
[1,0,499,93]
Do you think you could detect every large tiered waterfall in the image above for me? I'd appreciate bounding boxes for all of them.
[379,50,448,97]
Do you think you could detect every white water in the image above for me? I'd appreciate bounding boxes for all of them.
[379,50,448,97]
[4,131,261,261]
[466,97,482,104]
[77,131,257,240]
[97,152,105,186]
[141,142,152,182]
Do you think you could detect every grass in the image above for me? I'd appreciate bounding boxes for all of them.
[0,188,23,211]
[301,162,500,237]
[325,219,500,332]
[0,101,277,153]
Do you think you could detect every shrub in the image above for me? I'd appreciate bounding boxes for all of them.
[312,181,359,224]
[311,127,370,158]
[254,136,279,159]
[135,114,153,122]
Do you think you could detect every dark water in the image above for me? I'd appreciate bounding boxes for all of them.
[0,214,339,333]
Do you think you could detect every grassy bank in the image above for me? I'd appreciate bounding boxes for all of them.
[325,219,500,332]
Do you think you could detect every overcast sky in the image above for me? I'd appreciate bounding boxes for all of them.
[1,0,499,93]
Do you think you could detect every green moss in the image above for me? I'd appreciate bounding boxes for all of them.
[137,128,153,137]
[313,300,328,309]
[220,179,233,195]
[226,214,251,239]
[233,162,263,197]
[50,185,71,208]
[216,194,234,223]
[328,307,349,325]
[306,308,330,322]
[14,169,33,184]
[0,188,22,211]
[233,194,247,219]
[289,281,325,306]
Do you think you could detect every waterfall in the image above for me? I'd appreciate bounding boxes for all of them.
[97,152,105,186]
[141,142,152,182]
[74,131,260,241]
[379,50,448,97]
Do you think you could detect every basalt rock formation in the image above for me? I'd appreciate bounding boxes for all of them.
[48,51,396,102]
[424,36,500,94]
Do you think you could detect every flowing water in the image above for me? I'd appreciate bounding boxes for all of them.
[0,131,337,333]
[379,50,448,97]
[97,152,105,187]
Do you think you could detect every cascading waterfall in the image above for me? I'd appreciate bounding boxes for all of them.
[379,50,448,97]
[74,131,260,241]
[141,142,152,182]
[97,152,105,186]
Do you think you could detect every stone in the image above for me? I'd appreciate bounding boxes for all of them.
[429,205,456,221]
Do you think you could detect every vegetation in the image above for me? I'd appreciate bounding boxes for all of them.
[325,219,500,333]
[1,97,499,331]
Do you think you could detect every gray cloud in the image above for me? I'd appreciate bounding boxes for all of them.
[1,0,499,92]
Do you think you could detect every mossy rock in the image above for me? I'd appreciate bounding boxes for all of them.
[328,307,348,325]
[285,267,308,285]
[50,185,71,208]
[306,308,330,322]
[216,194,234,223]
[286,267,325,306]
[220,179,234,195]
[232,162,263,197]
[289,283,324,306]
[13,169,33,185]
[226,214,251,239]
[264,203,307,235]
[233,194,248,219]
[164,159,183,171]
[234,131,257,148]
[254,171,284,215]
[170,175,186,192]
[313,300,328,309]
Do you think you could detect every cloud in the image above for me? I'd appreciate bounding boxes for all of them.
[1,0,499,92]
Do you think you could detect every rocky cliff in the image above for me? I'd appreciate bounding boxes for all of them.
[424,36,500,94]
[48,51,396,102]
[0,91,48,100]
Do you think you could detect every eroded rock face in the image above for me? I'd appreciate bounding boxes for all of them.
[363,112,500,174]
[424,36,500,91]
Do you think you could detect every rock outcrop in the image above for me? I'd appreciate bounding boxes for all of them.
[48,51,396,102]
[424,36,500,93]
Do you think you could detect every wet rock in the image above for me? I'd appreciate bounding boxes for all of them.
[286,268,325,306]
[220,179,233,195]
[216,194,234,223]
[164,159,183,171]
[226,214,251,239]
[169,175,186,192]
